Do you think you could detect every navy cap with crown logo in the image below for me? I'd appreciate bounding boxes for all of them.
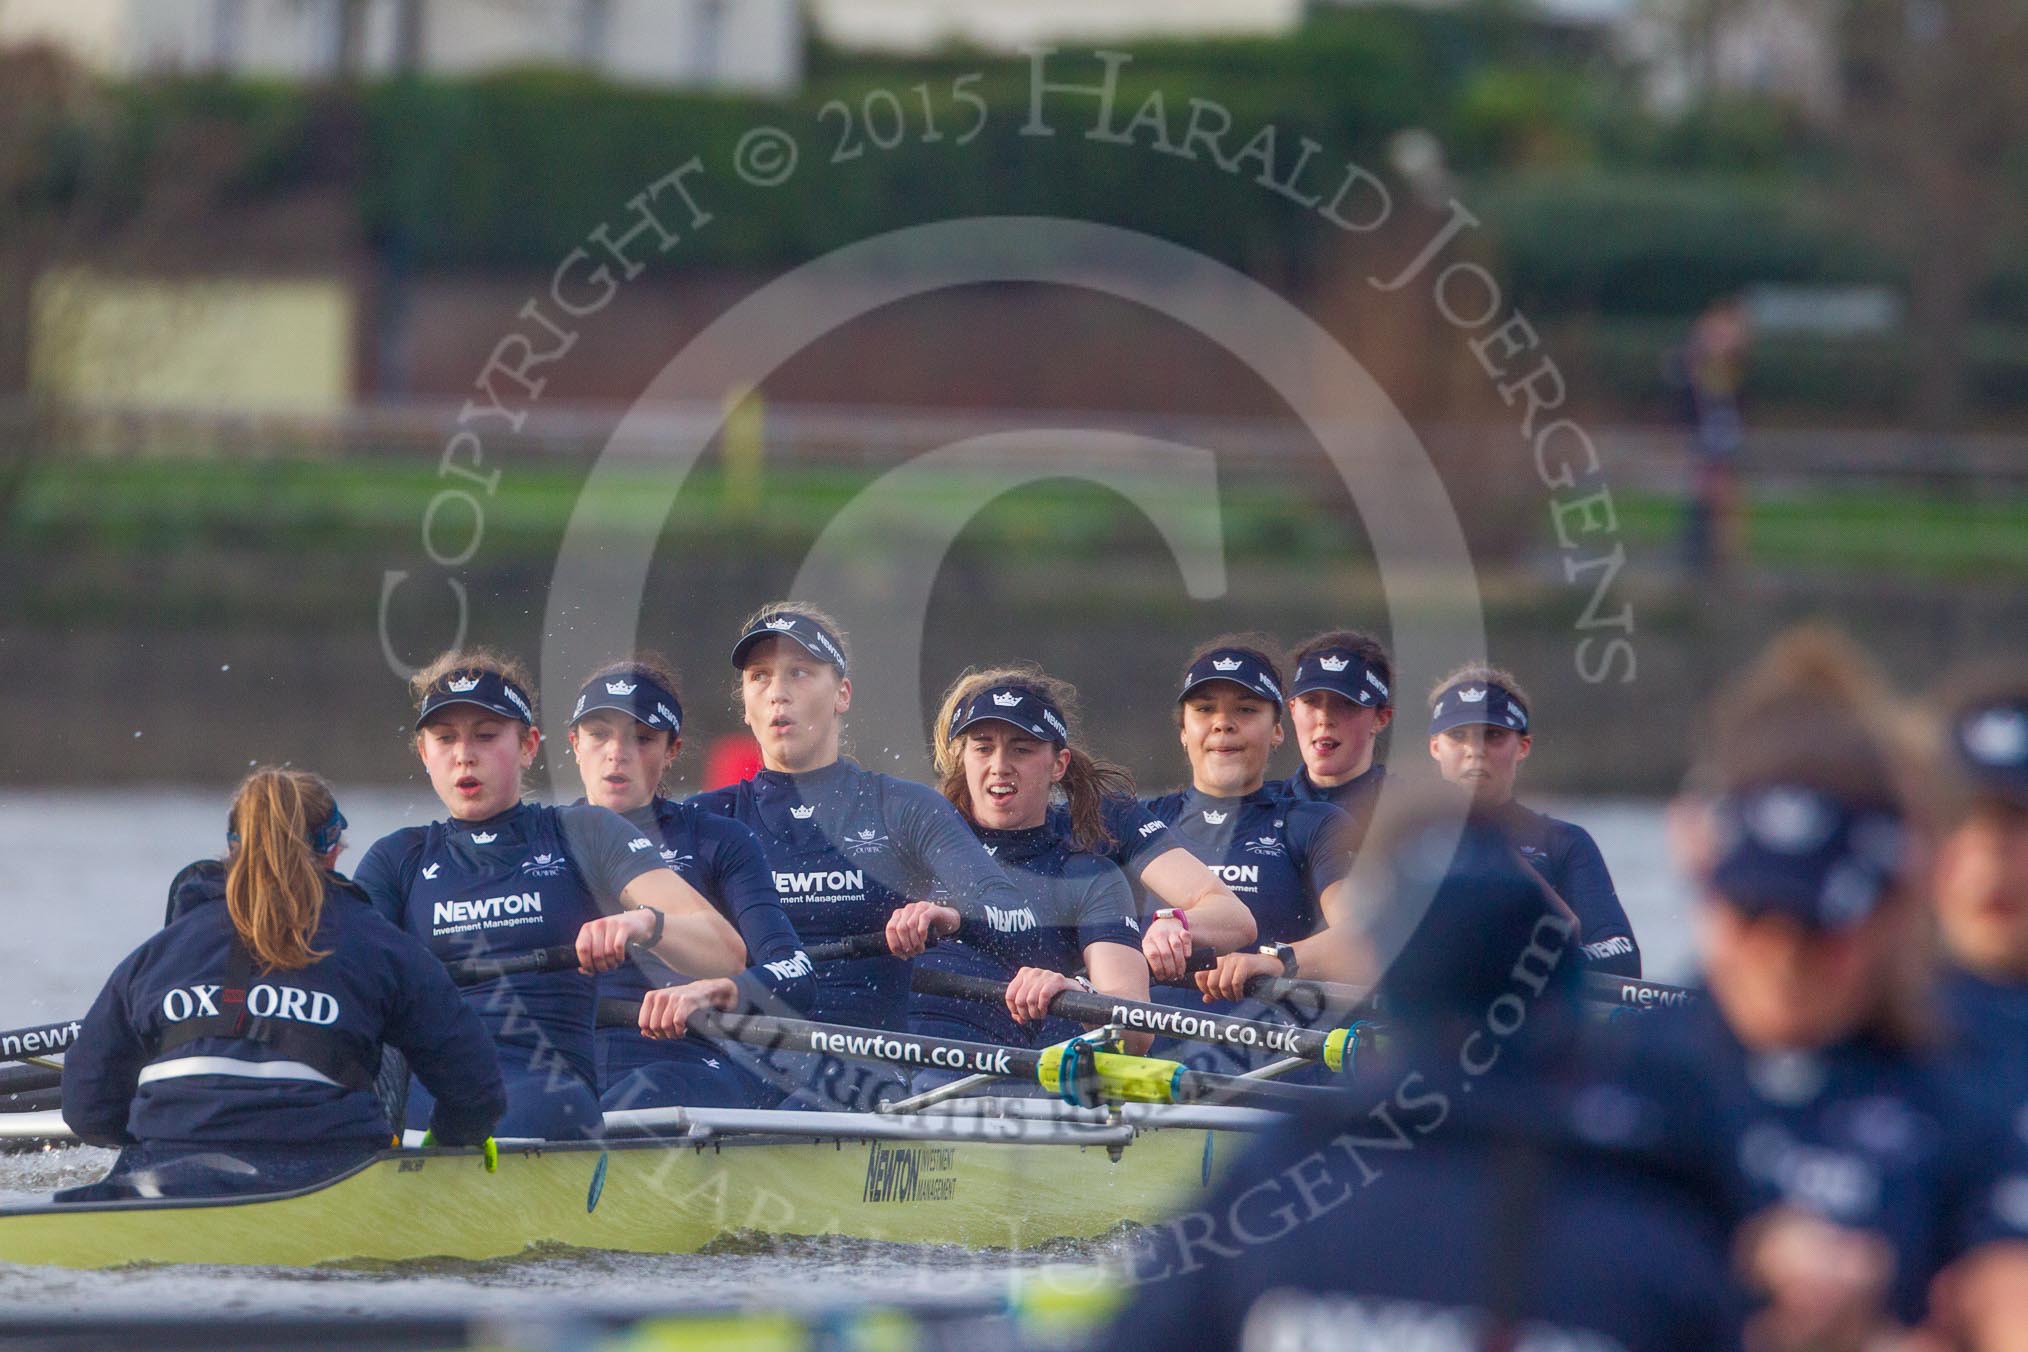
[730,611,848,674]
[415,669,535,728]
[1708,783,1907,931]
[1291,648,1391,708]
[569,671,683,735]
[949,684,1071,746]
[1428,680,1529,737]
[1179,648,1284,707]
[1952,698,2028,804]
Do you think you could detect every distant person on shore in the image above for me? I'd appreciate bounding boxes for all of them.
[1670,294,1752,576]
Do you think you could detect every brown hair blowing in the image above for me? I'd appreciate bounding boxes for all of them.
[933,664,1137,856]
[1694,624,1937,1047]
[226,768,339,972]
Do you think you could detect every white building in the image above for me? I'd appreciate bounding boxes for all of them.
[809,0,1306,52]
[0,0,801,93]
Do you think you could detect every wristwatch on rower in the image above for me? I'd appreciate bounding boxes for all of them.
[1260,942,1298,977]
[635,905,666,948]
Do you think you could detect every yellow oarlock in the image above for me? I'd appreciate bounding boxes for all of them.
[1036,1041,1186,1107]
[418,1130,500,1173]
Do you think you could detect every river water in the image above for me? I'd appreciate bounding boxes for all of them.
[0,787,1695,1327]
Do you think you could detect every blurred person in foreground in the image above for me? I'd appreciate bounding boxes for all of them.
[1106,800,1741,1352]
[1671,628,2028,1350]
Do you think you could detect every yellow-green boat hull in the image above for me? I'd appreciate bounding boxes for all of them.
[0,1124,1234,1270]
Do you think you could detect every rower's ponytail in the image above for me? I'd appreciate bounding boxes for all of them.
[225,768,338,972]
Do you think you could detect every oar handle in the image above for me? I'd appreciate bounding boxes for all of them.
[806,931,918,963]
[444,945,581,984]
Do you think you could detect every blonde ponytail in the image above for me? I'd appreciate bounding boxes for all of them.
[224,768,337,972]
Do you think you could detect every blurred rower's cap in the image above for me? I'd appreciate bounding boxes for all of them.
[1179,648,1284,708]
[1428,680,1529,737]
[415,669,535,728]
[1290,648,1390,708]
[1378,811,1574,1019]
[949,684,1071,746]
[1951,698,2028,805]
[569,672,682,735]
[731,611,849,674]
[1708,783,1906,931]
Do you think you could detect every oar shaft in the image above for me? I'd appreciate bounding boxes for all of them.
[445,931,899,988]
[911,968,1340,1062]
[597,998,1044,1080]
[1581,972,1699,1009]
[0,1018,84,1066]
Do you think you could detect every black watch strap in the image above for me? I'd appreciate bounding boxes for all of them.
[638,905,666,948]
[1261,942,1298,977]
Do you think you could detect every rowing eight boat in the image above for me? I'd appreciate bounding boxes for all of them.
[0,1101,1267,1270]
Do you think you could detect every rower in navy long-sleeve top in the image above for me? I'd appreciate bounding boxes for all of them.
[61,770,505,1202]
[677,606,1031,1110]
[556,659,815,1112]
[350,656,748,1140]
[1426,666,1642,976]
[1139,640,1355,1074]
[899,671,1151,1072]
[1932,690,2028,1102]
[1275,630,1397,853]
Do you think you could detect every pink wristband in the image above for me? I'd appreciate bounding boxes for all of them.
[1154,907,1189,933]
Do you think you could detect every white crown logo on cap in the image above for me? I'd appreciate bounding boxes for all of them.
[1318,655,1349,672]
[1211,657,1243,672]
[992,691,1022,707]
[1966,709,2028,766]
[446,675,481,693]
[1458,687,1487,703]
[764,617,797,631]
[790,804,816,819]
[605,680,637,696]
[1744,787,1836,855]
